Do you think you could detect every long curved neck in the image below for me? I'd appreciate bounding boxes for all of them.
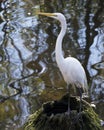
[55,18,67,66]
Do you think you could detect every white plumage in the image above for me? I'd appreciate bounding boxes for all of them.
[38,12,88,113]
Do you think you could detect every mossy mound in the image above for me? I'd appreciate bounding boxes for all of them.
[24,94,101,130]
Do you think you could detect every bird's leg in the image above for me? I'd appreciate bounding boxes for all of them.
[73,88,83,126]
[67,84,71,115]
[79,88,82,113]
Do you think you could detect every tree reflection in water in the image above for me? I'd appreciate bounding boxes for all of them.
[0,0,104,129]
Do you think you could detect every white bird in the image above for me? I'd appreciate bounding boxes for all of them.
[37,12,88,114]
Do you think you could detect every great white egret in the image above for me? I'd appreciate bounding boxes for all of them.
[37,12,88,114]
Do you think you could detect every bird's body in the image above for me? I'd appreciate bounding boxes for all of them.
[53,13,88,93]
[58,57,87,91]
[38,12,88,114]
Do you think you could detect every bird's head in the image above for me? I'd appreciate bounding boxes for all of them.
[37,12,66,22]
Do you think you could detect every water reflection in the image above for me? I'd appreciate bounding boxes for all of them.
[85,0,104,123]
[0,0,104,129]
[88,29,104,76]
[88,28,104,101]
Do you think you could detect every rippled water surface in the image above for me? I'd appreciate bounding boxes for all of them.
[0,0,104,129]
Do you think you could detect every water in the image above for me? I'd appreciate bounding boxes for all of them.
[0,0,104,129]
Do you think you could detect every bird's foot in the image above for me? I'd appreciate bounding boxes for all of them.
[73,112,83,124]
[65,107,71,116]
[65,111,70,116]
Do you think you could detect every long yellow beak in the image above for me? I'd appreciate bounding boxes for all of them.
[37,12,55,17]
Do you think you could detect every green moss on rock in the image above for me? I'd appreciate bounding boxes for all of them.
[24,94,101,130]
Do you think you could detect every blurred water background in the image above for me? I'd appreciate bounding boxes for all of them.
[0,0,104,129]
